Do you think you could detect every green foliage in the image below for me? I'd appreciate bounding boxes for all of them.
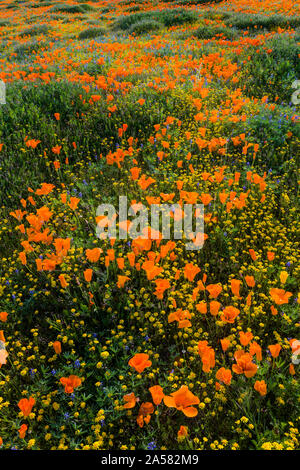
[78,27,106,40]
[225,12,300,30]
[195,25,239,39]
[129,19,161,35]
[239,34,300,104]
[50,3,87,14]
[20,24,52,37]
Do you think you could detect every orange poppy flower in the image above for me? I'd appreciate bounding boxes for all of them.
[289,364,295,375]
[85,248,102,262]
[136,402,154,428]
[168,309,192,329]
[117,275,130,288]
[221,306,240,323]
[254,380,267,396]
[268,344,281,358]
[239,331,253,346]
[149,385,164,405]
[220,338,231,352]
[210,300,221,316]
[52,145,61,155]
[58,274,68,288]
[230,279,241,298]
[249,249,257,261]
[53,341,61,354]
[177,426,188,441]
[206,283,222,299]
[128,353,152,373]
[216,367,232,385]
[232,350,257,378]
[18,397,35,417]
[154,279,170,300]
[68,197,80,210]
[0,312,8,323]
[196,302,207,314]
[198,341,215,372]
[245,276,255,288]
[123,392,137,409]
[84,269,93,282]
[164,385,200,417]
[60,375,82,394]
[249,341,262,361]
[269,288,292,305]
[184,263,200,282]
[18,424,28,439]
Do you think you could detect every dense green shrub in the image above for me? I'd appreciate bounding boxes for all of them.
[239,34,300,104]
[195,25,239,39]
[14,40,48,59]
[50,3,86,14]
[129,19,161,35]
[20,24,51,37]
[112,12,153,31]
[225,13,300,30]
[159,8,198,27]
[78,27,106,39]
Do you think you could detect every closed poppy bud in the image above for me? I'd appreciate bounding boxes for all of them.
[18,424,28,439]
[149,385,164,405]
[84,269,93,282]
[58,274,68,288]
[0,312,8,323]
[53,341,61,355]
[289,364,295,375]
[220,338,231,352]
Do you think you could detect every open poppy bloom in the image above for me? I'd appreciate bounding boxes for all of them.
[221,306,240,323]
[168,309,192,328]
[184,263,200,282]
[164,385,200,417]
[232,350,257,378]
[60,375,82,393]
[123,392,137,409]
[269,288,292,305]
[128,353,152,373]
[86,248,102,262]
[239,331,253,346]
[216,367,232,385]
[18,397,35,417]
[268,343,281,358]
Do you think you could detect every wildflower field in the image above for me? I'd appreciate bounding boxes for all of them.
[0,0,299,452]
